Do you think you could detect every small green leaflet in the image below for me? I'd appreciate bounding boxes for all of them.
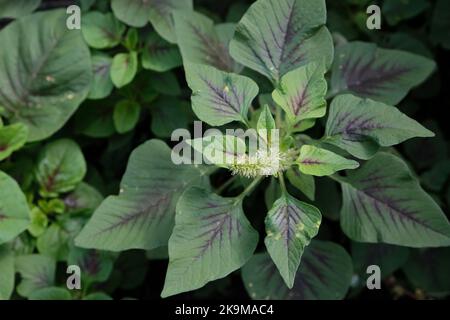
[113,100,140,134]
[340,152,450,247]
[75,140,211,251]
[0,123,28,161]
[0,10,92,142]
[324,94,434,159]
[0,245,14,300]
[15,254,56,298]
[81,11,126,49]
[110,52,138,88]
[162,187,258,297]
[150,98,191,139]
[265,193,321,288]
[297,145,359,176]
[242,241,353,300]
[35,139,87,197]
[174,11,239,71]
[88,54,114,100]
[29,287,71,300]
[36,224,70,261]
[184,63,258,126]
[142,32,182,72]
[0,171,30,244]
[230,0,333,83]
[382,0,429,26]
[68,247,114,284]
[272,63,327,123]
[286,168,315,201]
[257,105,276,131]
[330,42,436,104]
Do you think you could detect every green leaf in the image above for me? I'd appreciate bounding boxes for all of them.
[330,42,436,105]
[83,292,113,300]
[0,0,41,19]
[110,52,138,88]
[142,32,182,72]
[0,171,30,244]
[297,145,359,176]
[313,177,340,221]
[29,287,71,300]
[0,123,28,161]
[382,0,429,26]
[324,94,434,159]
[150,97,191,138]
[242,241,353,300]
[27,207,48,237]
[272,63,327,123]
[147,72,180,96]
[113,100,140,134]
[0,10,92,141]
[161,187,258,297]
[230,0,333,83]
[36,224,70,261]
[0,245,14,300]
[184,63,258,126]
[74,103,115,138]
[174,11,240,71]
[257,105,276,132]
[68,247,114,284]
[15,254,55,298]
[340,152,450,247]
[110,0,153,28]
[264,193,321,288]
[64,182,104,214]
[81,11,126,49]
[35,139,87,197]
[403,248,450,296]
[286,168,315,201]
[75,140,211,251]
[430,0,450,50]
[88,54,114,100]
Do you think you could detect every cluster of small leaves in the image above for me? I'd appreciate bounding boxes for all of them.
[1,0,450,301]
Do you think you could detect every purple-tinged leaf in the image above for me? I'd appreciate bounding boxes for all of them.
[142,32,182,72]
[230,0,333,83]
[162,187,258,297]
[174,11,240,72]
[340,152,450,247]
[243,241,353,300]
[265,193,321,288]
[15,254,55,298]
[184,63,259,126]
[330,42,435,104]
[324,94,434,159]
[75,140,212,251]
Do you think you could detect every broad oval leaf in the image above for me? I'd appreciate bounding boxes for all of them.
[75,139,211,251]
[340,152,450,247]
[242,240,353,300]
[0,245,14,300]
[264,193,321,288]
[174,11,240,72]
[142,32,182,72]
[272,63,327,123]
[161,187,259,297]
[324,94,434,159]
[15,254,55,298]
[88,53,114,100]
[29,287,71,300]
[0,10,92,142]
[110,52,138,88]
[81,11,126,49]
[230,0,333,83]
[0,171,30,244]
[0,123,28,161]
[113,100,140,134]
[35,139,87,197]
[185,63,259,126]
[297,145,359,176]
[329,42,436,104]
[68,247,114,284]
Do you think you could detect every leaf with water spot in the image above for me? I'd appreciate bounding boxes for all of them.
[330,42,435,104]
[184,63,259,126]
[272,63,327,123]
[324,94,434,159]
[297,145,359,176]
[75,140,211,251]
[162,187,258,297]
[0,10,92,142]
[242,241,353,300]
[340,152,450,247]
[174,11,240,71]
[230,0,333,83]
[264,193,321,288]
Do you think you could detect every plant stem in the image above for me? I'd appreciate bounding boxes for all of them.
[234,176,263,204]
[216,175,238,194]
[278,172,287,194]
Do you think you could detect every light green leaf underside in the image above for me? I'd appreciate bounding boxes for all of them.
[162,187,258,297]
